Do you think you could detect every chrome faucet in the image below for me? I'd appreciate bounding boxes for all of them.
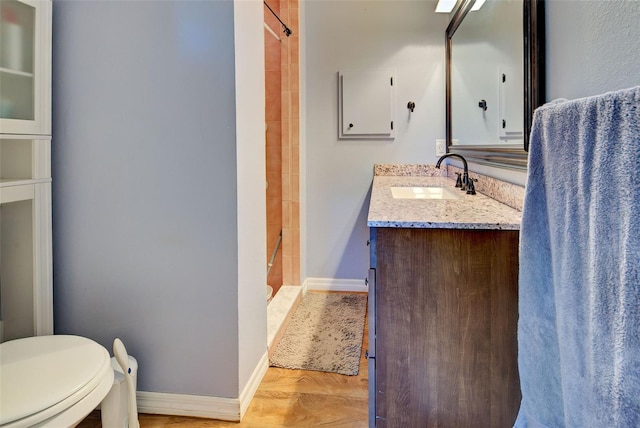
[435,153,474,194]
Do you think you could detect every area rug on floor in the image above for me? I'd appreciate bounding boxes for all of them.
[269,292,367,376]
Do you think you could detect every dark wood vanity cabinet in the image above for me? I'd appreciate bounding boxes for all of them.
[368,227,521,427]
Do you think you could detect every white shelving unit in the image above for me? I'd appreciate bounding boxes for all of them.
[0,0,52,343]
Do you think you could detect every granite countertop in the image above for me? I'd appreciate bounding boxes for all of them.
[367,175,522,230]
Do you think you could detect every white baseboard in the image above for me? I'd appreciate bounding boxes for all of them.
[304,277,368,293]
[137,391,240,421]
[137,351,269,422]
[239,351,269,418]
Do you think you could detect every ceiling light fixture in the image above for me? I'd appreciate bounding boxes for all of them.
[471,0,486,11]
[435,0,458,13]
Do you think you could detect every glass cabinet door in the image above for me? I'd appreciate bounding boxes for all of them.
[0,0,51,135]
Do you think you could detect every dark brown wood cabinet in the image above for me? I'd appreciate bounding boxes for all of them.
[368,227,520,427]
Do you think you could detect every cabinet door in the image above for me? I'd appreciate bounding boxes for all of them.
[374,228,520,427]
[0,0,51,135]
[367,267,376,428]
[0,136,53,342]
[368,228,377,428]
[0,182,52,342]
[339,70,395,139]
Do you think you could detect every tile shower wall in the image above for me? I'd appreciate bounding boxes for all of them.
[266,0,299,293]
[265,0,283,292]
[280,0,300,286]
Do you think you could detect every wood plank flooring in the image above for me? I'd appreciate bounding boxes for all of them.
[79,309,368,427]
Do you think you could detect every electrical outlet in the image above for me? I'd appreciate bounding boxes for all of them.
[435,139,446,156]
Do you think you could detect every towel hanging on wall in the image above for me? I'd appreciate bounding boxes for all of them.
[516,86,640,428]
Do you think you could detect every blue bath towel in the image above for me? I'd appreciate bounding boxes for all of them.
[516,86,640,428]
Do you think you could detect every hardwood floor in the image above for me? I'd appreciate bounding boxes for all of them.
[79,313,368,427]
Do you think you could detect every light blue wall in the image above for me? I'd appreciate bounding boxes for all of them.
[302,0,640,282]
[233,0,269,392]
[49,0,639,399]
[303,0,449,281]
[485,0,640,186]
[52,0,248,397]
[546,0,640,100]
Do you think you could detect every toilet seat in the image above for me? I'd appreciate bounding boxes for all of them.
[0,335,114,428]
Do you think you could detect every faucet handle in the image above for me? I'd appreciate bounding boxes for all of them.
[466,178,477,195]
[454,172,462,188]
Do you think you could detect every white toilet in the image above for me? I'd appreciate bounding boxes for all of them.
[0,335,115,428]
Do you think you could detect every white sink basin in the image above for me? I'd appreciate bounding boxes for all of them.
[390,186,461,200]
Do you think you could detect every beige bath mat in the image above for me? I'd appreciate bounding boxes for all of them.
[269,292,367,376]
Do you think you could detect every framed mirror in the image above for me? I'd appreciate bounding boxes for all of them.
[446,0,545,169]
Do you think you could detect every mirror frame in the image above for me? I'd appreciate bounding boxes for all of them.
[445,0,546,170]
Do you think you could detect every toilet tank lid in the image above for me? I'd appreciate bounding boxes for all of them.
[0,335,111,426]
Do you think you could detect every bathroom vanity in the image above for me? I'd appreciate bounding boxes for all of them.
[367,166,522,427]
